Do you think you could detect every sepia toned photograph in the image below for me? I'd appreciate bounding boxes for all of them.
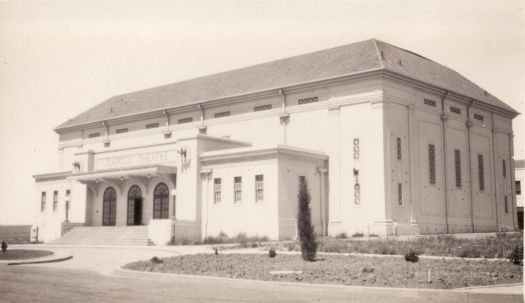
[1,1,524,302]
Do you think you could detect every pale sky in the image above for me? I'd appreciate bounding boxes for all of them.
[1,0,524,225]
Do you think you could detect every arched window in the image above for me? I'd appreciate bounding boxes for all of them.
[153,183,169,219]
[102,187,117,226]
[127,185,142,225]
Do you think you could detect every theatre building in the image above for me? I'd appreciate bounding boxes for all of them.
[32,39,519,244]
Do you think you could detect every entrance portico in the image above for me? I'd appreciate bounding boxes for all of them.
[68,164,177,228]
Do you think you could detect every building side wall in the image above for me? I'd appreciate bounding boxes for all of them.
[201,159,279,240]
[383,79,517,235]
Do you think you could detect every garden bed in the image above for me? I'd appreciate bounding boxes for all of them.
[124,253,522,289]
[0,249,53,260]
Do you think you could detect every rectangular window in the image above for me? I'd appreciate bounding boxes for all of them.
[474,113,484,121]
[396,137,401,160]
[429,144,436,185]
[504,196,509,214]
[214,111,231,118]
[53,191,58,211]
[178,117,193,124]
[255,175,264,202]
[454,149,462,188]
[234,177,242,204]
[478,154,485,191]
[398,183,403,205]
[424,99,436,107]
[450,106,462,114]
[517,181,522,195]
[502,160,506,178]
[298,96,318,104]
[254,104,272,112]
[213,178,221,204]
[88,132,100,138]
[41,192,46,212]
[116,128,128,134]
[145,123,159,129]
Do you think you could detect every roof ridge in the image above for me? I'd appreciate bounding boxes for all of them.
[371,39,385,69]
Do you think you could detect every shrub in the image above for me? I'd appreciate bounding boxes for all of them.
[352,232,364,238]
[297,179,317,261]
[335,233,348,239]
[150,256,163,264]
[405,249,419,263]
[1,241,7,253]
[508,245,523,266]
[269,249,277,258]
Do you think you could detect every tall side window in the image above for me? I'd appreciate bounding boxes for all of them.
[428,144,436,185]
[454,149,462,188]
[502,160,506,178]
[353,138,360,160]
[65,189,71,221]
[504,196,509,214]
[299,176,306,191]
[53,191,58,211]
[397,183,403,205]
[41,192,46,212]
[517,181,522,196]
[396,137,402,160]
[478,154,485,191]
[214,178,222,204]
[234,177,242,204]
[153,183,169,219]
[255,175,264,202]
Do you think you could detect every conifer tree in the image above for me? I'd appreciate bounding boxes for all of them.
[297,179,317,261]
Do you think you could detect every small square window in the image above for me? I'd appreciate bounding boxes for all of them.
[424,99,436,107]
[146,123,159,129]
[473,113,484,121]
[178,117,193,124]
[116,128,128,134]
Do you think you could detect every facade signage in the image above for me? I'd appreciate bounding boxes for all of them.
[97,150,176,169]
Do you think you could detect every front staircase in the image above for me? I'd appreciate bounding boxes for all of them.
[51,226,152,246]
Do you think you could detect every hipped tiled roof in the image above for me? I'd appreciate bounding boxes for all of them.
[57,39,517,129]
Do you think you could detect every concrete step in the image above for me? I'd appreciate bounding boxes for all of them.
[51,226,150,246]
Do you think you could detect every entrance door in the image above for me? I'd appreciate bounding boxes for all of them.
[103,187,117,226]
[133,198,142,225]
[127,185,143,225]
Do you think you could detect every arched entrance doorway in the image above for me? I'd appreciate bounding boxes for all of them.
[127,185,143,225]
[153,183,169,219]
[102,187,117,226]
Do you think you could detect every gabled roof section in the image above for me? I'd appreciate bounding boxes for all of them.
[57,39,517,130]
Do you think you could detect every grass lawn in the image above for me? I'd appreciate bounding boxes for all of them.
[0,249,53,260]
[124,253,522,289]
